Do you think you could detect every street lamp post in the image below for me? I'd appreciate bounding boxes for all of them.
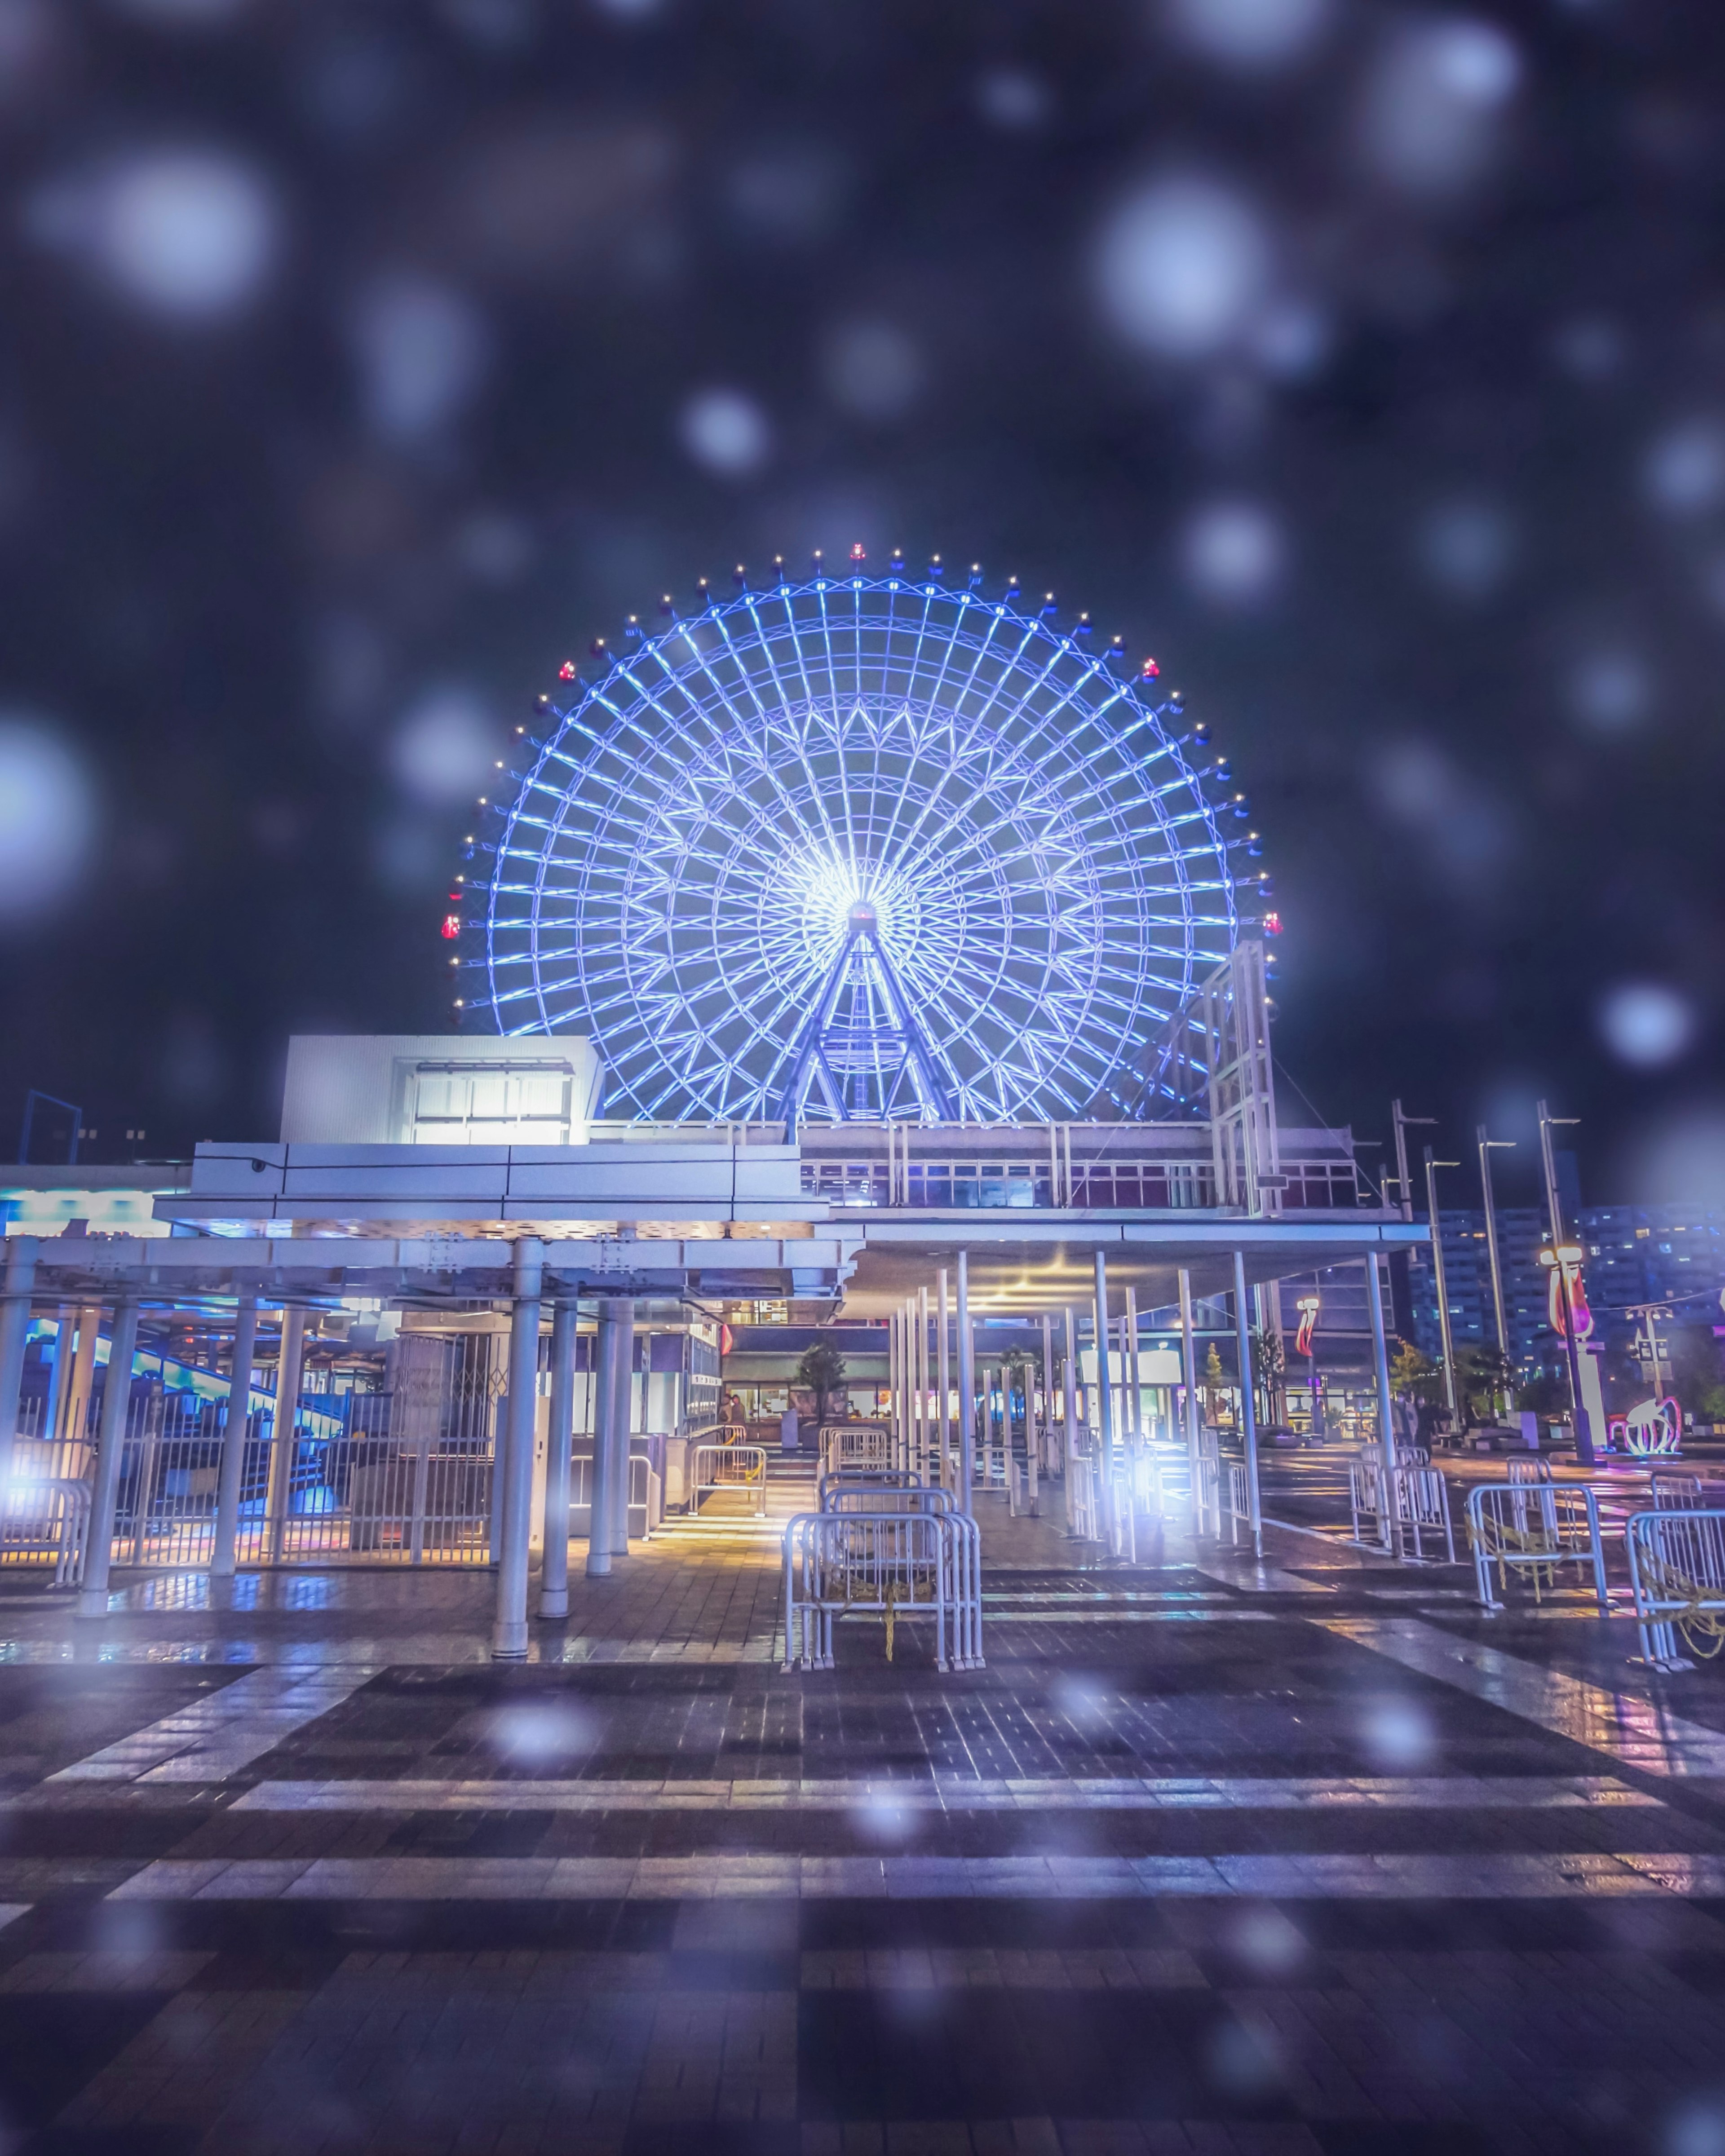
[1424,1148,1462,1427]
[1476,1125,1514,1360]
[1537,1099,1595,1468]
[1477,1125,1516,1414]
[1391,1100,1436,1223]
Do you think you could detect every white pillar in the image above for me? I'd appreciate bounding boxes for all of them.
[916,1285,930,1481]
[1233,1250,1262,1559]
[265,1305,306,1563]
[79,1297,140,1616]
[587,1301,624,1578]
[937,1268,951,1490]
[64,1304,101,1451]
[955,1250,975,1512]
[1368,1251,1396,1456]
[0,1238,38,1498]
[910,1285,923,1475]
[539,1298,578,1619]
[492,1237,545,1658]
[1092,1249,1114,1484]
[1125,1287,1141,1441]
[1040,1313,1054,1470]
[1178,1267,1202,1536]
[895,1305,907,1461]
[211,1296,259,1578]
[607,1299,635,1555]
[1062,1306,1078,1466]
[41,1305,70,1448]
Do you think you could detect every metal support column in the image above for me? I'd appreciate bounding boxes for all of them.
[492,1237,544,1659]
[910,1296,923,1476]
[1368,1250,1396,1458]
[608,1299,635,1554]
[916,1285,930,1481]
[64,1305,100,1451]
[937,1268,951,1490]
[1232,1250,1262,1559]
[265,1305,306,1563]
[1125,1286,1141,1441]
[1178,1267,1203,1536]
[1092,1250,1115,1512]
[1477,1126,1513,1362]
[1538,1098,1595,1468]
[587,1300,624,1578]
[0,1239,39,1501]
[539,1299,578,1620]
[211,1296,260,1578]
[79,1296,140,1616]
[1062,1306,1078,1467]
[1040,1313,1054,1471]
[955,1250,974,1512]
[1424,1148,1460,1424]
[41,1305,70,1449]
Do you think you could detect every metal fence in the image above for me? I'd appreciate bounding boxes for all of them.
[1465,1479,1608,1614]
[690,1443,767,1517]
[1,1330,516,1576]
[1626,1506,1725,1670]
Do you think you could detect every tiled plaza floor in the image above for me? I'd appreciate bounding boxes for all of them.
[0,1466,1724,2153]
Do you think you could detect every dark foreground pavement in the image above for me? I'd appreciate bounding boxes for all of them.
[0,1488,1723,2155]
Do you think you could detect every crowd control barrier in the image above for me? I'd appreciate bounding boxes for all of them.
[3,1473,90,1586]
[817,1466,923,1506]
[782,1507,983,1673]
[1652,1471,1725,1511]
[818,1470,950,1515]
[1389,1463,1455,1563]
[690,1443,767,1517]
[1626,1507,1725,1670]
[819,1425,895,1478]
[1466,1480,1608,1614]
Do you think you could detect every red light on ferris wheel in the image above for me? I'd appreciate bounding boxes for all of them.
[1263,911,1283,935]
[850,542,867,561]
[1141,657,1160,678]
[440,915,461,941]
[557,659,577,680]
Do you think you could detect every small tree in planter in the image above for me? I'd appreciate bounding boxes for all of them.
[1389,1340,1444,1445]
[795,1340,848,1427]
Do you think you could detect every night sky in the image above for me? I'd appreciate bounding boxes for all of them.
[2,0,1722,1213]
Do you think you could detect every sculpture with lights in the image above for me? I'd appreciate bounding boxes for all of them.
[460,552,1269,1125]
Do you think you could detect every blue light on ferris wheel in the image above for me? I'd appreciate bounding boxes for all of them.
[465,570,1255,1125]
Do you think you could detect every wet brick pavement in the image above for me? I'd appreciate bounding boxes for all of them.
[0,1476,1722,2153]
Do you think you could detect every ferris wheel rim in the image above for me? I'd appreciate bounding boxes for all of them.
[466,570,1261,1123]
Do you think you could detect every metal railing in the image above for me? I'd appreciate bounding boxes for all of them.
[821,1480,954,1518]
[1465,1480,1608,1614]
[819,1424,895,1478]
[1,1473,90,1584]
[817,1467,923,1509]
[1389,1463,1455,1564]
[782,1507,983,1673]
[1626,1507,1725,1670]
[690,1443,767,1517]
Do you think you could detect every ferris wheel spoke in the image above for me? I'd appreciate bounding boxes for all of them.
[480,574,1240,1122]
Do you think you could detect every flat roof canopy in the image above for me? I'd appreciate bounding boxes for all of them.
[836,1217,1428,1317]
[2,1235,854,1305]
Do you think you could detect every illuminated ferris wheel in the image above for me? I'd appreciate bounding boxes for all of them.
[466,556,1261,1125]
